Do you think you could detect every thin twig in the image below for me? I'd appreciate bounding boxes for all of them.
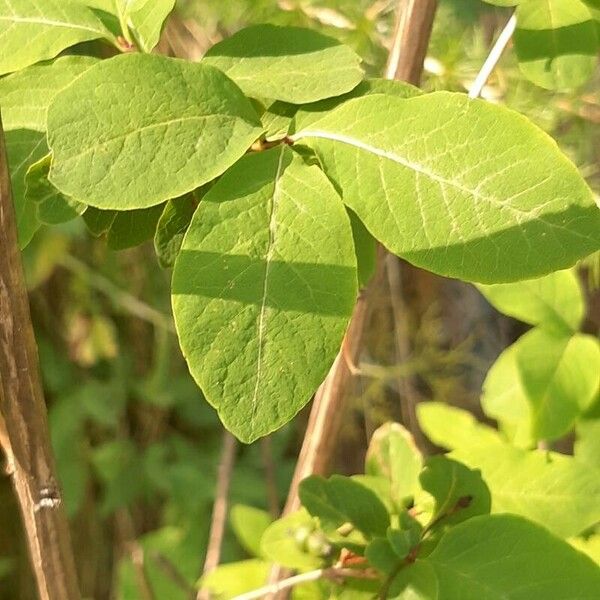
[0,114,81,600]
[469,13,516,99]
[198,431,237,599]
[233,567,377,600]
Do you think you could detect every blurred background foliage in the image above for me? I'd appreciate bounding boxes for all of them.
[1,0,599,598]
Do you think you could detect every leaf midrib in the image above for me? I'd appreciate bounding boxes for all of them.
[248,146,287,439]
[294,129,545,220]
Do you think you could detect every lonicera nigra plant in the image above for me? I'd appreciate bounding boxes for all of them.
[1,0,600,598]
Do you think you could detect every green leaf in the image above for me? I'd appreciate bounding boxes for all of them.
[294,78,422,132]
[417,456,491,530]
[172,147,357,442]
[5,129,47,248]
[294,92,600,284]
[349,208,377,288]
[386,528,411,560]
[514,0,599,90]
[482,329,600,444]
[575,418,600,468]
[516,329,600,440]
[393,515,600,599]
[299,475,390,539]
[0,55,99,131]
[203,24,363,104]
[82,207,116,237]
[452,442,600,537]
[107,205,164,250]
[154,196,196,268]
[477,269,584,333]
[0,0,112,76]
[417,402,502,451]
[569,534,600,564]
[388,561,438,600]
[47,54,263,210]
[25,154,85,225]
[365,422,422,510]
[230,504,272,558]
[200,560,270,599]
[263,78,420,141]
[480,341,532,447]
[365,538,399,574]
[260,509,323,571]
[129,0,175,52]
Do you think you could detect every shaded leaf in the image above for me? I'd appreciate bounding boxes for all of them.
[394,515,600,599]
[172,148,357,442]
[299,475,390,539]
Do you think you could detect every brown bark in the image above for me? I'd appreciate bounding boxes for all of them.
[281,0,438,516]
[0,115,80,600]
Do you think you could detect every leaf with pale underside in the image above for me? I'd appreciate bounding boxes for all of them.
[294,92,600,284]
[0,55,99,132]
[477,269,584,333]
[390,515,600,599]
[47,54,263,210]
[0,0,112,75]
[203,24,363,104]
[25,154,85,225]
[417,402,502,451]
[514,0,599,90]
[482,329,600,443]
[452,441,600,537]
[171,147,357,442]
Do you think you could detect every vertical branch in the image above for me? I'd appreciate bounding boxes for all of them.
[198,431,237,599]
[384,0,438,451]
[0,116,80,599]
[267,1,439,591]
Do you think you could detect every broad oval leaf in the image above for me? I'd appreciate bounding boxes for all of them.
[0,55,99,131]
[483,329,600,443]
[515,0,599,90]
[47,54,263,210]
[294,92,600,284]
[0,0,112,75]
[516,329,600,440]
[203,24,363,104]
[452,442,600,537]
[394,515,600,599]
[477,269,584,333]
[171,147,357,442]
